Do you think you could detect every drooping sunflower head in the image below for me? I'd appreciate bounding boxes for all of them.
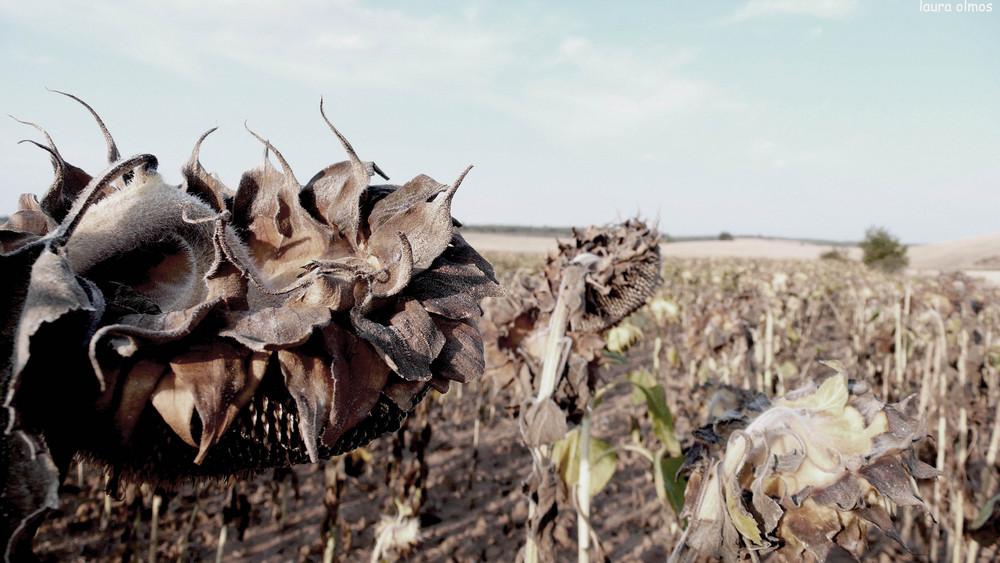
[676,362,940,562]
[1,94,503,487]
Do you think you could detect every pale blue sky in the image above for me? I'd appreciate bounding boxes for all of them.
[1,0,997,243]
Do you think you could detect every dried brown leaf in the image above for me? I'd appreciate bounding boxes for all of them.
[180,127,232,212]
[520,398,568,448]
[0,430,60,563]
[114,359,167,443]
[431,317,484,384]
[368,171,465,271]
[219,306,331,352]
[232,139,336,286]
[350,300,445,382]
[167,341,267,464]
[11,250,103,395]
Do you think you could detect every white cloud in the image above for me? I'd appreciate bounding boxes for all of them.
[0,0,516,87]
[749,135,848,171]
[727,0,859,22]
[487,36,738,146]
[0,0,750,151]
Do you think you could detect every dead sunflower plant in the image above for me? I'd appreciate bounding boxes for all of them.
[480,219,661,562]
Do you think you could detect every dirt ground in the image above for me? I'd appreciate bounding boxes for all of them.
[34,359,678,562]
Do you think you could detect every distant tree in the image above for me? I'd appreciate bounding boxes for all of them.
[718,231,734,241]
[859,226,908,273]
[820,248,848,261]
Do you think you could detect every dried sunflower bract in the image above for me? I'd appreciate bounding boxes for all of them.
[0,94,502,560]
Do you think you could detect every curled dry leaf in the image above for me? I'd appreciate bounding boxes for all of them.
[674,363,940,562]
[0,95,502,559]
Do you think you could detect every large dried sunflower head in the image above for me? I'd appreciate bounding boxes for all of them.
[675,362,940,562]
[0,94,502,557]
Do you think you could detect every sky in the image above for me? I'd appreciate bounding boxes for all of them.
[1,0,998,244]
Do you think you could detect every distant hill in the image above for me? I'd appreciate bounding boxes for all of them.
[908,232,1000,271]
[462,225,574,237]
[463,225,856,247]
[667,234,858,247]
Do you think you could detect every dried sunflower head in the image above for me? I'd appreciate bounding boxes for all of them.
[675,362,940,562]
[0,94,501,558]
[481,219,660,413]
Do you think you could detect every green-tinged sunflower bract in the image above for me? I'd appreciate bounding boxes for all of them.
[0,94,502,561]
[672,361,941,563]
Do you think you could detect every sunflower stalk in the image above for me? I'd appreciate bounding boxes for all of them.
[149,493,161,563]
[214,523,227,563]
[537,293,572,402]
[524,287,572,563]
[577,402,592,563]
[102,474,113,531]
[953,407,968,563]
[467,390,483,506]
[500,221,658,563]
[894,299,904,386]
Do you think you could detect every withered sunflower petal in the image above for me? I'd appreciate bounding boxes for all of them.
[232,137,335,285]
[810,473,864,511]
[114,359,168,444]
[277,344,332,464]
[166,341,266,464]
[219,306,331,352]
[431,316,485,384]
[320,327,389,448]
[300,98,385,243]
[858,456,927,508]
[180,127,231,212]
[408,240,504,319]
[350,300,444,382]
[367,173,461,270]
